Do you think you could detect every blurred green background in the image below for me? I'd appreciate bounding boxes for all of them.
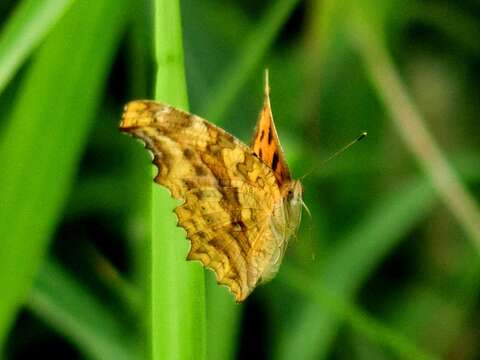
[1,0,479,359]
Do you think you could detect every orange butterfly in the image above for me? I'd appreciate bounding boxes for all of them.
[120,71,302,301]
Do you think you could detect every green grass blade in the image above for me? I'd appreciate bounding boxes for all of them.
[277,177,435,359]
[0,0,130,350]
[348,3,480,249]
[151,1,206,359]
[206,279,241,360]
[0,0,74,95]
[278,156,480,359]
[280,266,439,360]
[27,260,138,360]
[202,0,301,121]
[407,2,480,55]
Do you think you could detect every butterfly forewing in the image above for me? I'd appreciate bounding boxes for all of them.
[120,72,302,301]
[120,100,284,301]
[251,72,291,188]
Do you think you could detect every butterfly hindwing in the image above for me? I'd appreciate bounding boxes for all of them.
[120,100,282,301]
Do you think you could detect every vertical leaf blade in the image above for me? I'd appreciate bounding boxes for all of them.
[151,1,206,359]
[0,0,75,94]
[0,0,130,349]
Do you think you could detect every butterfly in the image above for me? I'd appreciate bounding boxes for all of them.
[120,71,303,301]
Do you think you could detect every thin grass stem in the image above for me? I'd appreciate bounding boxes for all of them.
[349,7,480,251]
[151,1,206,359]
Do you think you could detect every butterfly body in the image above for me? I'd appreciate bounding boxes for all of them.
[259,179,302,284]
[120,73,302,301]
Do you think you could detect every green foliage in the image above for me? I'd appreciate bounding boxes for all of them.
[151,0,206,359]
[27,260,139,360]
[0,0,74,94]
[0,0,130,352]
[0,0,479,359]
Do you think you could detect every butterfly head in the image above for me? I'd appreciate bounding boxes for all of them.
[284,180,303,236]
[285,179,303,202]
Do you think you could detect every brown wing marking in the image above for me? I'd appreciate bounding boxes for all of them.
[120,100,281,301]
[251,70,291,187]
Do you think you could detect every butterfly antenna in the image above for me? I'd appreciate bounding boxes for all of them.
[320,131,367,166]
[300,131,368,180]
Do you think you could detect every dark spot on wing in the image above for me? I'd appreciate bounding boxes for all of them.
[268,127,272,144]
[183,148,194,159]
[205,215,214,225]
[183,179,195,190]
[194,164,207,176]
[258,148,263,159]
[271,152,279,171]
[209,237,222,248]
[260,130,264,141]
[174,113,193,128]
[196,231,207,240]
